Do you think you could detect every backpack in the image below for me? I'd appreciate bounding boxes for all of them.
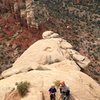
[66,89,70,96]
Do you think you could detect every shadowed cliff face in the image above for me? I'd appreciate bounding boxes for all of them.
[0,0,100,83]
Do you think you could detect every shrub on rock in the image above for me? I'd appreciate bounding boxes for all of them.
[16,81,30,97]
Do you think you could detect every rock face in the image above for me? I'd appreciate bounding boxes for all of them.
[0,31,100,100]
[1,31,90,77]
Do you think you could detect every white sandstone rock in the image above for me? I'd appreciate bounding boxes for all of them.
[42,31,59,39]
[67,49,90,68]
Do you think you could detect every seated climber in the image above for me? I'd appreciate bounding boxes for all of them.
[49,85,57,100]
[60,81,70,100]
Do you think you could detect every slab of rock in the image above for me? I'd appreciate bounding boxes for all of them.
[67,49,90,69]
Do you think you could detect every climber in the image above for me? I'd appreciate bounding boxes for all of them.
[60,81,70,100]
[48,85,57,100]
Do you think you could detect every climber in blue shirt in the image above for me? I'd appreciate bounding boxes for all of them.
[49,85,57,100]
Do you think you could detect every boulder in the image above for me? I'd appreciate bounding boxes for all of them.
[42,31,59,39]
